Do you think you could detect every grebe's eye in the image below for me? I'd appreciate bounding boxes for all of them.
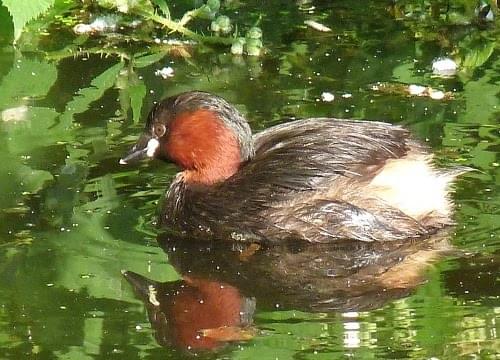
[153,123,166,137]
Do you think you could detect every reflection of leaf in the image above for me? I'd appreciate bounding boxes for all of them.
[151,0,170,19]
[0,153,53,209]
[3,0,55,42]
[4,107,67,155]
[279,43,309,76]
[53,211,176,299]
[17,165,53,193]
[392,61,422,83]
[0,58,57,108]
[97,0,154,14]
[59,62,124,126]
[129,81,146,123]
[461,42,495,71]
[133,52,166,68]
[461,71,499,125]
[117,68,146,123]
[81,175,119,212]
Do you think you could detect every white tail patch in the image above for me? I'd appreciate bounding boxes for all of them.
[368,154,454,222]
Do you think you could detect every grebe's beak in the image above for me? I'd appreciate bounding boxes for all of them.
[119,134,160,165]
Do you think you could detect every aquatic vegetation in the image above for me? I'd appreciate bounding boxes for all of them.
[3,0,264,55]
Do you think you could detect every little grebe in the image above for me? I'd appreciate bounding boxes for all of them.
[120,91,466,243]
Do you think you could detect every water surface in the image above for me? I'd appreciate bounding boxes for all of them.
[0,1,499,359]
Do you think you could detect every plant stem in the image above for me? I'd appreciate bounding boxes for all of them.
[148,13,233,45]
[45,46,131,61]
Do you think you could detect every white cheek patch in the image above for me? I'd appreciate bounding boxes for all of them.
[146,138,160,157]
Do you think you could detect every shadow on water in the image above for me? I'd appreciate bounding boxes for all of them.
[123,231,457,354]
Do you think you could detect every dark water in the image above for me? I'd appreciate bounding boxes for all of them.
[0,1,499,359]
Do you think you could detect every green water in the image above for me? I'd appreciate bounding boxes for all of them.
[0,1,499,359]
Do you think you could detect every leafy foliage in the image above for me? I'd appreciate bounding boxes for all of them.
[3,0,55,42]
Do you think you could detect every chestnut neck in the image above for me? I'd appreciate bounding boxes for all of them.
[165,110,244,186]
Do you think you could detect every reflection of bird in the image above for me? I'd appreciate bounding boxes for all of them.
[159,233,453,312]
[121,91,467,243]
[122,271,255,351]
[475,1,495,22]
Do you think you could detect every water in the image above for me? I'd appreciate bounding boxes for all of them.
[0,1,499,359]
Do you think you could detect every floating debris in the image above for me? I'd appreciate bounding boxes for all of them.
[321,92,335,102]
[154,66,174,79]
[428,89,445,100]
[408,84,427,96]
[304,20,332,32]
[73,15,119,35]
[371,82,453,100]
[432,57,458,77]
[73,24,93,35]
[238,243,261,262]
[1,105,28,122]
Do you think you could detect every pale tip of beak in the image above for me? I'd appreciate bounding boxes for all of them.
[119,158,127,165]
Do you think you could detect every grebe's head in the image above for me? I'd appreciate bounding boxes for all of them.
[120,91,254,185]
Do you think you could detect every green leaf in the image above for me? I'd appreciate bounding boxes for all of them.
[60,62,124,126]
[3,0,55,42]
[151,0,170,19]
[0,58,57,108]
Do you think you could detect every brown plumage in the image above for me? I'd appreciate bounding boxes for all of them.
[120,91,467,243]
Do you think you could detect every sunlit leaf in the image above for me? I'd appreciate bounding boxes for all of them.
[3,0,55,42]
